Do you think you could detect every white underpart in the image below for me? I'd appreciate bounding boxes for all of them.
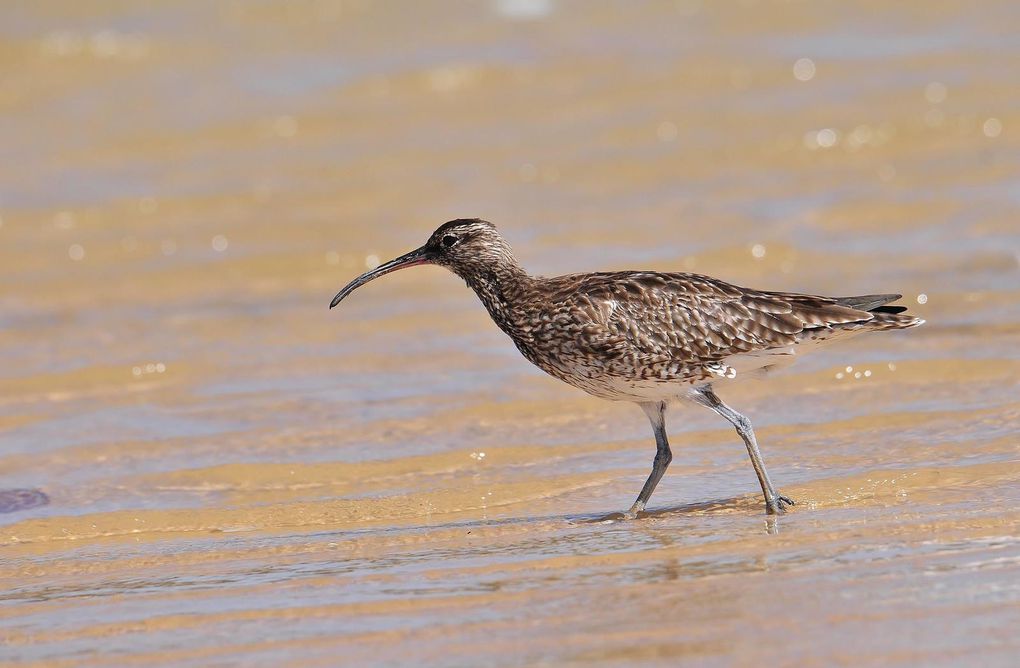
[598,376,686,401]
[706,361,738,379]
[721,346,798,378]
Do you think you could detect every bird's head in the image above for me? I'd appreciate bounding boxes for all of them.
[330,218,517,308]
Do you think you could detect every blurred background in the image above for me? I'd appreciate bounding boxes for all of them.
[1,1,1018,665]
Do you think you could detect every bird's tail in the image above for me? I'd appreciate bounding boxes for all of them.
[836,293,925,330]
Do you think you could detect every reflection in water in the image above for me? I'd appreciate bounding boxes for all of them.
[1,0,1019,665]
[0,489,49,514]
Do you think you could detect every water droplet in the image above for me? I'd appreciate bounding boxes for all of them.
[982,117,1002,138]
[54,211,75,230]
[864,370,872,377]
[792,58,816,82]
[816,128,838,148]
[212,235,228,252]
[854,371,862,379]
[365,254,380,269]
[887,363,897,371]
[751,244,766,259]
[805,128,839,150]
[845,366,853,373]
[68,244,85,261]
[835,372,844,380]
[916,293,928,304]
[851,124,874,146]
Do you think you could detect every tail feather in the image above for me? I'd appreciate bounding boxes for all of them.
[835,293,902,312]
[870,312,925,329]
[835,293,924,330]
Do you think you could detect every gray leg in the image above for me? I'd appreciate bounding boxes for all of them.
[693,385,794,515]
[626,401,671,518]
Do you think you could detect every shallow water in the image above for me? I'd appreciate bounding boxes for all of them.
[1,1,1019,665]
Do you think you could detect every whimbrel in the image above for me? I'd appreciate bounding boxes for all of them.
[331,219,923,517]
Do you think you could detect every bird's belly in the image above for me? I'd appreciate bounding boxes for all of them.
[537,358,707,402]
[580,375,701,402]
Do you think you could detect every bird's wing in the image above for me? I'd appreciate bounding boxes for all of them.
[551,271,875,367]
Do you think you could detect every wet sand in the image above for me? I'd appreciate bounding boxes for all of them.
[1,1,1019,665]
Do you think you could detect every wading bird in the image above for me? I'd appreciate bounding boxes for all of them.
[331,219,923,517]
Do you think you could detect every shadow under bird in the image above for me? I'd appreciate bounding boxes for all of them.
[331,219,924,517]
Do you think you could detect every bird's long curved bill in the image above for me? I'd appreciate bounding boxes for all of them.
[329,246,431,309]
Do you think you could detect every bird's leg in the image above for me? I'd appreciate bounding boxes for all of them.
[625,401,672,519]
[693,385,794,515]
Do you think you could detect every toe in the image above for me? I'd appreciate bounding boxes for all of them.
[766,494,795,515]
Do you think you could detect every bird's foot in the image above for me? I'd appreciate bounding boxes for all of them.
[765,494,795,515]
[622,501,646,520]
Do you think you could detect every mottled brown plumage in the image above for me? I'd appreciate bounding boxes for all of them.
[331,219,924,517]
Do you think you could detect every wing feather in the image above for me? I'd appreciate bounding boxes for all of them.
[548,271,875,367]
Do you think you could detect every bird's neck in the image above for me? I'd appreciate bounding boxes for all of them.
[460,261,533,337]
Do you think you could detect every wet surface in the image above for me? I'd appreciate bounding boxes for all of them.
[0,489,49,514]
[1,1,1019,665]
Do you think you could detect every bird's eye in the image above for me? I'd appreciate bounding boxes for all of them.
[442,234,459,248]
